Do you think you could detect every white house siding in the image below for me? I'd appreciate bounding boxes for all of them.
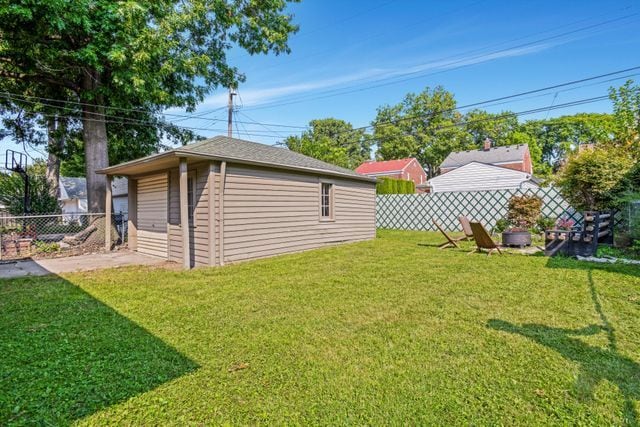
[222,164,376,264]
[429,162,534,193]
[112,196,128,214]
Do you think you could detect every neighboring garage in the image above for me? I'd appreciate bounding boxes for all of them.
[98,136,377,268]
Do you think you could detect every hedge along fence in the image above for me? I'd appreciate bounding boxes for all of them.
[376,177,416,194]
[376,187,583,232]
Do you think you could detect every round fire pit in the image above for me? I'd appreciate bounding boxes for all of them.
[502,230,532,248]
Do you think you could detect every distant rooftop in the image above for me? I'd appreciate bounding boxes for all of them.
[355,158,416,175]
[440,144,529,169]
[60,177,127,200]
[59,177,87,200]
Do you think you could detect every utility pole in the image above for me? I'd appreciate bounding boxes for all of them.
[227,86,236,138]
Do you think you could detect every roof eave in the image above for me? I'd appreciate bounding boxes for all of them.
[98,149,376,183]
[175,150,377,183]
[96,151,177,175]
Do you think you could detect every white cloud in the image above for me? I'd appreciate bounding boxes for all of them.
[178,41,559,112]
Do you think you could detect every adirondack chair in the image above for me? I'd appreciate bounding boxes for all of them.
[458,216,475,241]
[469,222,503,255]
[432,219,461,249]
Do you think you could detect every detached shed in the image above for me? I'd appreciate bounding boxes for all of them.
[98,136,377,268]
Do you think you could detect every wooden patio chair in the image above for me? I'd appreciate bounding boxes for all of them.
[469,221,503,255]
[458,216,475,241]
[432,219,461,249]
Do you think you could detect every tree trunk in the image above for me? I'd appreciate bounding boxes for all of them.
[81,70,109,213]
[45,117,62,199]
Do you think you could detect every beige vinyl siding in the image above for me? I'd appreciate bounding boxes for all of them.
[222,165,375,264]
[136,173,168,258]
[167,169,181,263]
[192,163,211,266]
[167,162,213,267]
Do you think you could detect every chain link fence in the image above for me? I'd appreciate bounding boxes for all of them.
[0,212,127,261]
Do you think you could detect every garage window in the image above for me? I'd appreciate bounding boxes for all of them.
[320,182,333,220]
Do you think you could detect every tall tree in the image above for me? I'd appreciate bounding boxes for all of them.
[0,0,298,212]
[516,113,616,171]
[373,86,468,177]
[462,109,519,147]
[609,80,640,155]
[284,118,371,169]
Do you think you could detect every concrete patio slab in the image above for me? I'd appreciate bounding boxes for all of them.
[0,251,167,279]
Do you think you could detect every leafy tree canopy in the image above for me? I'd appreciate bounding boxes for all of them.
[0,160,59,214]
[284,118,372,169]
[609,80,640,154]
[373,86,469,178]
[0,0,298,211]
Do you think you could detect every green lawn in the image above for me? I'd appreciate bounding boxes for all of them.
[1,230,639,425]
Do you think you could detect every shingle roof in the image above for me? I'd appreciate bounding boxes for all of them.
[440,144,529,169]
[100,136,375,182]
[355,158,415,175]
[60,177,87,200]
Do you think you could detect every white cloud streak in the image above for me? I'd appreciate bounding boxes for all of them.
[188,41,559,111]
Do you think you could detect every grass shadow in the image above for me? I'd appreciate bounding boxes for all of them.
[545,255,640,278]
[0,274,198,425]
[487,269,640,424]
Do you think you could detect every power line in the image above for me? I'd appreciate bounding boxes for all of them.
[323,66,640,138]
[0,67,634,143]
[242,13,638,111]
[358,95,611,147]
[0,91,308,130]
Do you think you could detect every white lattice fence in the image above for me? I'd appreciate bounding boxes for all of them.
[376,187,581,231]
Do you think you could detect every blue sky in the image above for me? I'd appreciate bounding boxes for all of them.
[2,0,640,161]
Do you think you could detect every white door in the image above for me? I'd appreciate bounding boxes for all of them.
[136,174,168,258]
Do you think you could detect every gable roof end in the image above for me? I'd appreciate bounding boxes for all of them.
[355,158,416,175]
[440,144,529,169]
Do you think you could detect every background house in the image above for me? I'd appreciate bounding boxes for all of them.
[111,177,128,214]
[429,141,537,192]
[59,177,128,218]
[428,162,540,193]
[355,158,427,190]
[99,136,377,268]
[439,140,533,174]
[59,177,87,221]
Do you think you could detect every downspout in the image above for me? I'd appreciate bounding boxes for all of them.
[218,161,226,266]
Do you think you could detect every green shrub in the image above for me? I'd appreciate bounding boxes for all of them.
[376,177,415,194]
[493,218,511,234]
[535,217,556,234]
[35,241,60,254]
[556,147,633,211]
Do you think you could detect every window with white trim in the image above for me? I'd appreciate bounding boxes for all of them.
[320,182,333,219]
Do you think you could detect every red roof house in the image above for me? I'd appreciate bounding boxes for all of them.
[355,158,428,189]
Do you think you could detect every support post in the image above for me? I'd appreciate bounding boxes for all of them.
[218,161,226,266]
[127,178,138,251]
[179,158,190,269]
[208,162,216,266]
[105,174,112,251]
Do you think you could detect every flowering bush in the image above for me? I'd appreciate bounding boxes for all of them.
[505,195,542,231]
[556,218,576,230]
